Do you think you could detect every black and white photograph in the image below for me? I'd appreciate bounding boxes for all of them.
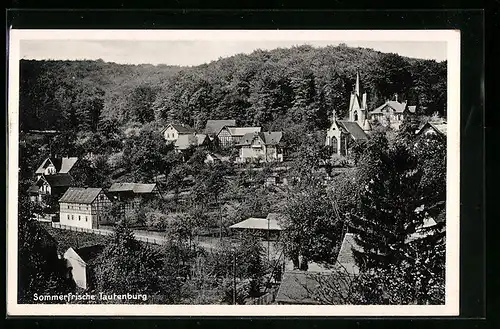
[7,30,460,316]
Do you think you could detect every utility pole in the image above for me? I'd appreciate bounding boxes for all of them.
[267,217,270,263]
[232,247,236,305]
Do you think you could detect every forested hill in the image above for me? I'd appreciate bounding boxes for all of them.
[19,44,447,133]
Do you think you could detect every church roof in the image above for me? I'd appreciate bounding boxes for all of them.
[338,121,369,141]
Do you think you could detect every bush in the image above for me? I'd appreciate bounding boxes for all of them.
[145,211,170,231]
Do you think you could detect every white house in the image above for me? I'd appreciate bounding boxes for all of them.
[59,187,113,229]
[161,123,196,143]
[236,131,284,163]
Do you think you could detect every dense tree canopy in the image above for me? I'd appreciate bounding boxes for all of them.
[20,45,447,134]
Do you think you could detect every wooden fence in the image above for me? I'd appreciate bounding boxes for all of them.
[51,223,165,245]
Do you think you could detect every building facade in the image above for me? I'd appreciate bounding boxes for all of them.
[237,131,284,163]
[217,126,262,147]
[59,188,113,229]
[162,124,196,143]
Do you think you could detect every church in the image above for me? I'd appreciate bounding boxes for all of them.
[325,73,370,156]
[325,73,417,155]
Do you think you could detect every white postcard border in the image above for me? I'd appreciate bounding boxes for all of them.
[7,29,460,316]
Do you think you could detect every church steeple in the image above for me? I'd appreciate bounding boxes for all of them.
[354,71,360,96]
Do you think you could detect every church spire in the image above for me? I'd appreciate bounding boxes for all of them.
[354,71,360,96]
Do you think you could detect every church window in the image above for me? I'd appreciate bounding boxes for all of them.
[331,136,338,153]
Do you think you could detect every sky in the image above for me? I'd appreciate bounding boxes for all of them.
[20,40,447,66]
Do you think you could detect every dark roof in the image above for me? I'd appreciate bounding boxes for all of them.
[59,187,104,204]
[237,131,283,146]
[75,244,104,265]
[204,119,236,135]
[165,124,195,134]
[338,121,368,141]
[275,270,352,305]
[108,183,158,194]
[39,174,74,187]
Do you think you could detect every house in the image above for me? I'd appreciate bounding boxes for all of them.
[229,213,283,241]
[369,97,417,129]
[28,173,74,204]
[162,123,196,143]
[59,187,113,229]
[34,156,79,180]
[64,244,104,290]
[174,133,211,152]
[108,182,161,202]
[217,126,262,147]
[236,131,284,163]
[416,121,447,137]
[204,119,236,136]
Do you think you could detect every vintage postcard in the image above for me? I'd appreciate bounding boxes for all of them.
[7,29,460,316]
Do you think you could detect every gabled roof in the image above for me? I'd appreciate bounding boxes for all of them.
[205,119,236,135]
[227,127,262,137]
[59,187,104,204]
[336,233,363,275]
[38,174,74,188]
[108,182,157,194]
[370,100,408,114]
[417,121,447,136]
[35,157,78,175]
[229,217,282,231]
[163,123,196,134]
[237,131,283,146]
[337,121,368,141]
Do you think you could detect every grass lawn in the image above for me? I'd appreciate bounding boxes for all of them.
[42,223,110,255]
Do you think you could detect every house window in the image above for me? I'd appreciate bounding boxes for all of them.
[71,215,74,220]
[67,214,70,220]
[78,215,81,221]
[354,112,358,121]
[85,216,88,222]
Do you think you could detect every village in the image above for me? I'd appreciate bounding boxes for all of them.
[22,72,447,305]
